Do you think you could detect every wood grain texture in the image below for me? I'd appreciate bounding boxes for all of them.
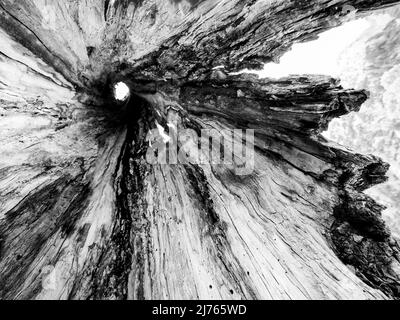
[0,0,400,300]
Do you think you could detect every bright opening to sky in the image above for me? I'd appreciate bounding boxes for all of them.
[246,16,391,79]
[114,82,130,101]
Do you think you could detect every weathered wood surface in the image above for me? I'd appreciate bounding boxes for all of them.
[0,0,400,300]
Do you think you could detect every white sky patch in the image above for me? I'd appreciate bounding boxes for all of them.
[114,82,130,101]
[235,16,391,79]
[260,19,369,78]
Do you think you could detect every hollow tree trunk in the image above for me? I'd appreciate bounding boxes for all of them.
[0,0,400,300]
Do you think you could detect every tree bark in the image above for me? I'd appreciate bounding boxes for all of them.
[0,0,400,300]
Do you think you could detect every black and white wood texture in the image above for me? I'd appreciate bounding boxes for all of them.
[0,0,400,300]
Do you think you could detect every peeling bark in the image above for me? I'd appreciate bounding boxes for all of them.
[0,0,400,300]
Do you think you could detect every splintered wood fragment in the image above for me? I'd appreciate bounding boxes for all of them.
[0,0,399,300]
